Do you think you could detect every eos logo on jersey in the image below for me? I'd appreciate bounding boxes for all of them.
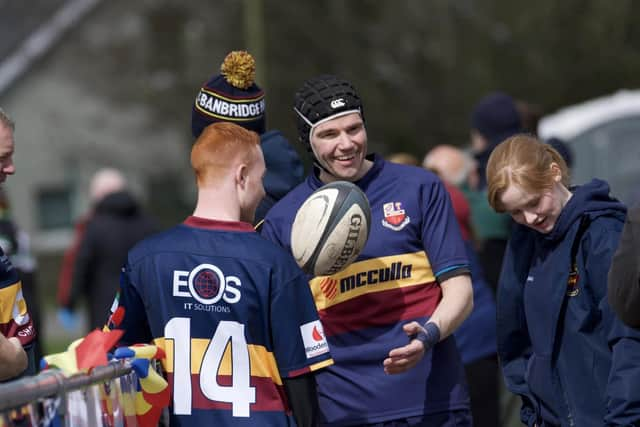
[340,261,412,293]
[173,263,241,305]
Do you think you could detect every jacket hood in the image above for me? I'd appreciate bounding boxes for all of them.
[260,130,304,200]
[94,190,141,217]
[546,178,626,241]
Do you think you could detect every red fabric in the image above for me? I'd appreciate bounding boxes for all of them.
[56,215,90,306]
[75,329,123,371]
[444,183,471,241]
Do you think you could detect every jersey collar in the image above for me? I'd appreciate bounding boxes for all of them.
[183,216,255,232]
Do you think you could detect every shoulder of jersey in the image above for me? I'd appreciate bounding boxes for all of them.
[127,226,181,261]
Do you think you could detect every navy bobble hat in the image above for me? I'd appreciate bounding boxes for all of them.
[191,51,266,139]
[293,75,364,149]
[471,92,522,147]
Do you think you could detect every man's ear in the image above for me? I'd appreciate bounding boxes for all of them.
[235,163,248,188]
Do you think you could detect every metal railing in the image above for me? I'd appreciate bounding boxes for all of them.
[0,362,140,427]
[0,362,132,412]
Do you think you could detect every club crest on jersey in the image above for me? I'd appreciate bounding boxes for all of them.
[173,263,242,309]
[300,320,329,359]
[566,263,580,297]
[382,202,410,231]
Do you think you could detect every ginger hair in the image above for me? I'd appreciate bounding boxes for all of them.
[191,122,260,186]
[487,134,569,213]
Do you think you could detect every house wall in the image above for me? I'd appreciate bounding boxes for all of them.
[2,1,196,252]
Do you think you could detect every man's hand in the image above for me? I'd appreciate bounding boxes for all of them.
[383,322,427,375]
[0,334,28,380]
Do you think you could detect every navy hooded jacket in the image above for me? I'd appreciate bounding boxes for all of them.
[498,179,640,426]
[255,130,304,223]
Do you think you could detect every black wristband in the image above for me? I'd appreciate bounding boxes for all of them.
[414,321,440,351]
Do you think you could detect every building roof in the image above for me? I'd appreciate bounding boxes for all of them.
[0,0,100,95]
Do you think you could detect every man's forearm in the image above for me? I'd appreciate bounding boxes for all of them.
[428,274,473,340]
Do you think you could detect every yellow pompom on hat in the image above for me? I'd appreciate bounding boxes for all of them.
[192,50,266,138]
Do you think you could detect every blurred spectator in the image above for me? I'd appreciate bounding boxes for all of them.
[386,151,419,166]
[422,144,478,190]
[58,168,159,331]
[56,168,127,329]
[608,204,640,329]
[423,145,499,427]
[191,50,304,224]
[468,93,521,292]
[0,107,35,380]
[546,136,574,169]
[515,99,543,136]
[470,92,523,191]
[0,188,42,364]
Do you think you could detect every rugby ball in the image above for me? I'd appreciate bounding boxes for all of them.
[291,181,371,276]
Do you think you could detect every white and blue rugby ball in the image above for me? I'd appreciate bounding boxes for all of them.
[291,181,371,277]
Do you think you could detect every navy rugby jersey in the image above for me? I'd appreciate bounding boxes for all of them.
[0,248,35,347]
[262,154,471,426]
[108,217,333,427]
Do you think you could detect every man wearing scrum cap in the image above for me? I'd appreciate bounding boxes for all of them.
[191,50,304,223]
[261,75,473,426]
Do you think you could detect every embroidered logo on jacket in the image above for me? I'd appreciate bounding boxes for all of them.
[566,263,580,297]
[382,202,410,231]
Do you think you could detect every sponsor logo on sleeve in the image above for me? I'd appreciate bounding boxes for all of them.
[300,320,329,359]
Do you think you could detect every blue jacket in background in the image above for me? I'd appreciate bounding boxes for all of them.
[498,179,640,426]
[454,240,497,364]
[255,130,304,223]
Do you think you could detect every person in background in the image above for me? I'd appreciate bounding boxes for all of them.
[0,188,42,364]
[488,134,640,426]
[423,144,499,427]
[386,151,420,166]
[467,92,522,293]
[106,122,332,427]
[56,168,125,329]
[262,74,473,426]
[191,50,304,223]
[0,107,36,381]
[608,203,640,329]
[514,99,543,136]
[59,168,158,331]
[545,136,573,170]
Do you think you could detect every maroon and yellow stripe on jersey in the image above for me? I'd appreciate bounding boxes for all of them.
[155,337,332,413]
[310,251,440,336]
[0,278,35,346]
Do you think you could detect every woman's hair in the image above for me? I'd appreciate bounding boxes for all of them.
[191,122,260,186]
[487,134,569,212]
